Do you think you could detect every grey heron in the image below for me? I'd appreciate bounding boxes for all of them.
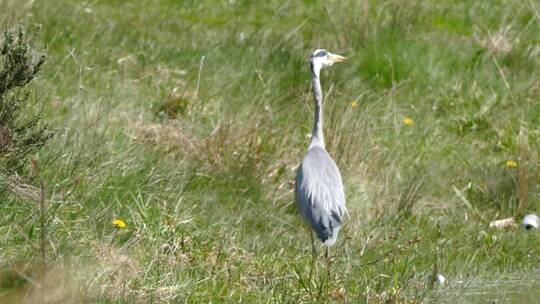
[295,49,347,258]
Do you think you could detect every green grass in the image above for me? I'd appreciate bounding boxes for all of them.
[1,0,540,302]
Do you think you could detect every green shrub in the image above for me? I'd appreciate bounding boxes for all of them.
[0,27,51,173]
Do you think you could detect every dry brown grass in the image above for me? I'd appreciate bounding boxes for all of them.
[0,263,87,304]
[0,123,12,153]
[4,174,41,202]
[0,241,144,303]
[132,120,198,155]
[474,25,518,56]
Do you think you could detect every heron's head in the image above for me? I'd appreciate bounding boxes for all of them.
[310,49,346,70]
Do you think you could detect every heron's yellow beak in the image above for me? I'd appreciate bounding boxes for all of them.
[329,53,346,63]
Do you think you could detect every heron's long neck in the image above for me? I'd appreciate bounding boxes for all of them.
[309,64,325,149]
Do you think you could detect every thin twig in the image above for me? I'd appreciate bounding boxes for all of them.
[360,235,372,256]
[491,55,516,105]
[39,179,46,304]
[358,237,421,268]
[452,184,487,222]
[517,125,529,214]
[31,157,47,304]
[195,55,205,100]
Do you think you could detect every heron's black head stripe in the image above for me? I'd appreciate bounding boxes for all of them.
[313,50,328,58]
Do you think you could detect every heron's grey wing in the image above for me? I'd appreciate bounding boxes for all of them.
[295,146,346,244]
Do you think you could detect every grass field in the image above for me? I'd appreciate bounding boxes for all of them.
[1,0,540,303]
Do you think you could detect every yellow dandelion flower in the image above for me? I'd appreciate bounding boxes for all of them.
[505,160,517,168]
[112,219,126,229]
[403,117,414,126]
[350,100,358,108]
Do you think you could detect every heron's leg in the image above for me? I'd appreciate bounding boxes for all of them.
[310,230,316,258]
[325,247,331,277]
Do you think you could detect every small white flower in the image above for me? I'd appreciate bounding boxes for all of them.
[437,274,446,284]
